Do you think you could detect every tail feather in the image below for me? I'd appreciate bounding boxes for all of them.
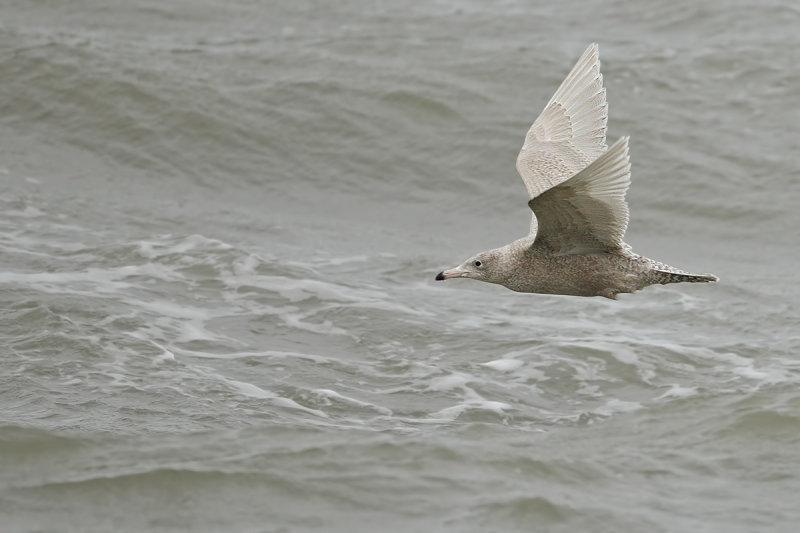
[654,270,718,285]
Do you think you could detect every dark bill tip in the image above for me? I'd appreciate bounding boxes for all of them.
[435,271,445,281]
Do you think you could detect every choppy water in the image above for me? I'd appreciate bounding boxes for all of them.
[2,1,800,531]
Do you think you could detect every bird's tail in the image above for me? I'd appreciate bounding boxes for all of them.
[653,270,718,285]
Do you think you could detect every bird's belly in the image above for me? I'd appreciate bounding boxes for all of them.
[506,253,643,297]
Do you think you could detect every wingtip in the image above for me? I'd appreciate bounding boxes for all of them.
[613,136,631,169]
[583,42,600,60]
[608,136,630,153]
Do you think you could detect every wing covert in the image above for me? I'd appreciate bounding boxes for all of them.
[527,137,631,254]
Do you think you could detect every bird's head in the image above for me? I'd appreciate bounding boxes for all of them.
[435,248,510,285]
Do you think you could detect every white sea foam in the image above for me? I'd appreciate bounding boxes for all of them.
[482,358,524,372]
[226,379,328,418]
[429,399,513,421]
[427,372,473,392]
[313,389,393,415]
[656,384,699,400]
[592,399,642,417]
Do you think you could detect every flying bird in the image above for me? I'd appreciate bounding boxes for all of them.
[435,44,717,299]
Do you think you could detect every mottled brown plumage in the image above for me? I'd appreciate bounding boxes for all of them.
[435,44,717,299]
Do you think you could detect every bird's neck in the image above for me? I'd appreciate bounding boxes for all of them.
[493,236,536,283]
[505,235,536,256]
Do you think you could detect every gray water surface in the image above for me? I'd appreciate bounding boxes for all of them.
[2,1,799,532]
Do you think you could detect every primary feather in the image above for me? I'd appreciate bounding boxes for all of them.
[516,43,608,234]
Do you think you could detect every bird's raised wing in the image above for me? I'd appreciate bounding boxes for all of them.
[527,136,631,254]
[516,43,608,234]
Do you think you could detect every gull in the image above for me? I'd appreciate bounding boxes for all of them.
[435,44,717,299]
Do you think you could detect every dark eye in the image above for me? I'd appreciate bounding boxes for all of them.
[474,261,482,267]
